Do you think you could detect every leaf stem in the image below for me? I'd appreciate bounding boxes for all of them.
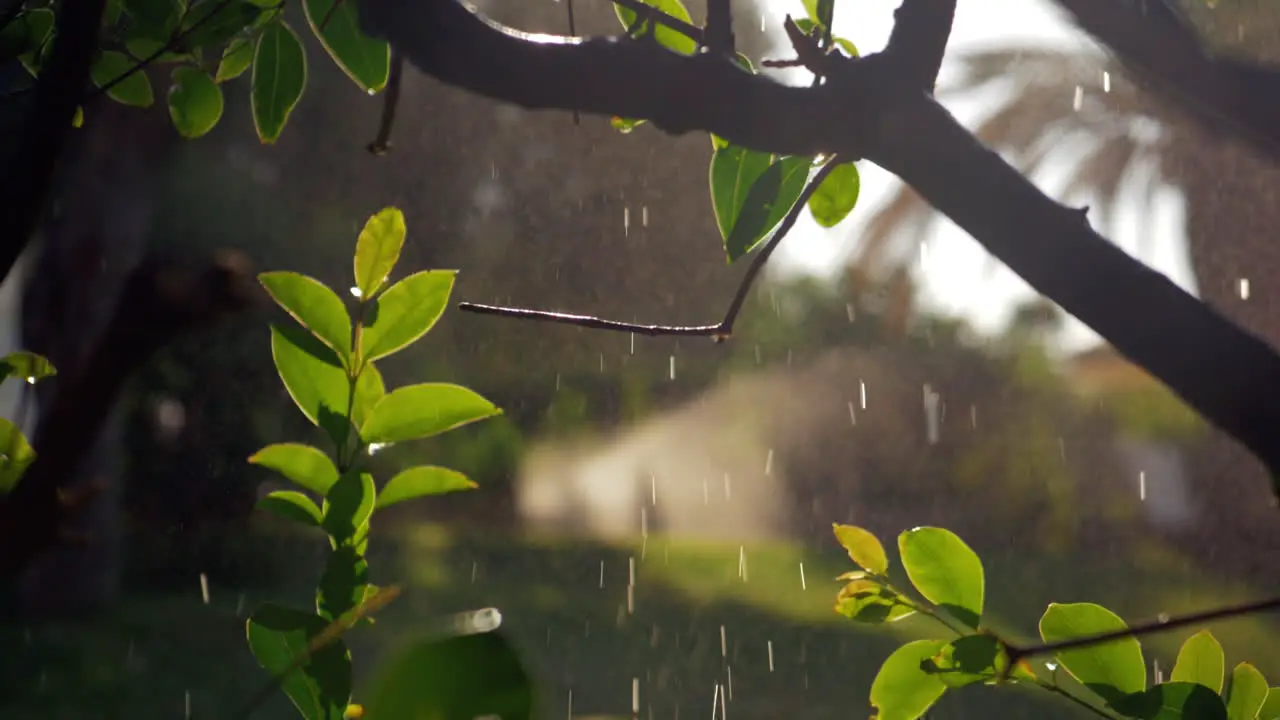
[1030,677,1119,720]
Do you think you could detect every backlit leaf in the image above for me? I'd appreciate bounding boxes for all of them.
[321,471,376,544]
[257,491,323,527]
[612,0,697,56]
[167,66,223,138]
[359,270,454,363]
[377,466,476,510]
[90,51,155,107]
[269,324,351,445]
[260,271,353,360]
[1225,663,1268,720]
[0,351,55,384]
[710,146,809,261]
[216,36,255,82]
[1170,630,1224,694]
[1114,682,1228,720]
[808,161,861,228]
[869,639,949,720]
[303,0,390,93]
[181,0,262,49]
[352,207,405,299]
[252,20,307,143]
[0,418,36,494]
[361,383,500,445]
[1039,602,1146,706]
[249,443,340,496]
[246,603,352,720]
[832,523,888,575]
[898,527,985,629]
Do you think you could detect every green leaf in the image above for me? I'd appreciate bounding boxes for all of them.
[2,9,53,65]
[1226,663,1269,720]
[377,466,476,510]
[365,630,533,720]
[612,0,697,56]
[898,527,985,629]
[124,0,183,38]
[167,66,223,138]
[1171,630,1224,694]
[611,117,646,134]
[252,19,307,143]
[1114,682,1228,720]
[833,579,914,624]
[791,17,859,56]
[90,51,155,107]
[0,418,36,494]
[246,603,352,720]
[260,271,353,360]
[123,37,188,63]
[249,443,340,496]
[709,146,810,261]
[808,161,861,228]
[353,207,406,299]
[216,36,255,82]
[317,545,369,621]
[0,351,55,384]
[831,523,888,575]
[351,362,385,431]
[257,491,323,527]
[1039,602,1146,706]
[303,0,390,93]
[359,270,455,363]
[361,383,500,445]
[180,0,263,50]
[1258,688,1280,720]
[321,471,376,544]
[923,634,1009,689]
[869,639,949,720]
[269,324,351,445]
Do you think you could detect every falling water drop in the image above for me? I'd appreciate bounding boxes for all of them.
[349,286,363,298]
[1073,85,1083,111]
[799,562,807,590]
[738,545,748,582]
[199,573,210,605]
[624,206,630,236]
[768,641,775,672]
[599,560,605,589]
[185,690,191,719]
[669,355,676,381]
[848,401,857,426]
[471,561,478,583]
[720,625,727,657]
[1102,71,1111,93]
[764,449,773,476]
[1139,470,1146,501]
[642,205,649,227]
[859,380,867,410]
[650,473,657,505]
[632,678,640,714]
[970,404,978,429]
[727,666,734,701]
[922,384,940,445]
[846,303,856,322]
[1239,278,1251,300]
[567,689,573,719]
[630,332,636,355]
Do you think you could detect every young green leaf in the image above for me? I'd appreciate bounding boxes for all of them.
[359,270,455,363]
[317,545,370,621]
[2,10,53,65]
[834,579,914,624]
[269,324,351,445]
[216,36,255,82]
[1114,682,1227,720]
[124,0,183,39]
[0,418,36,494]
[180,0,263,49]
[710,147,810,261]
[1039,602,1146,706]
[246,603,353,720]
[1258,687,1280,720]
[321,471,376,544]
[377,466,476,510]
[365,630,533,720]
[0,351,55,384]
[252,19,307,143]
[303,0,391,93]
[1226,663,1269,720]
[831,524,889,575]
[361,383,501,445]
[1170,630,1224,694]
[260,271,354,360]
[353,207,406,299]
[923,635,1009,689]
[611,117,646,134]
[808,161,861,228]
[249,443,340,496]
[869,639,949,720]
[898,527,985,629]
[612,0,697,56]
[257,491,323,527]
[90,51,155,107]
[167,67,224,138]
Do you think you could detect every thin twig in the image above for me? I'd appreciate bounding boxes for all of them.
[1033,678,1118,720]
[459,158,840,342]
[319,0,346,32]
[1007,594,1280,663]
[566,0,579,125]
[367,51,404,155]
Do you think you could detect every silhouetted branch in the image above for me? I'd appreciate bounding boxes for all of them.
[1007,594,1280,664]
[460,158,841,341]
[611,0,703,44]
[704,0,733,55]
[0,0,105,289]
[1053,0,1280,159]
[367,51,404,155]
[884,0,955,91]
[360,0,1280,496]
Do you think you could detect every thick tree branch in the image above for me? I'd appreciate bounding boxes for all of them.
[0,0,106,289]
[1053,0,1280,159]
[358,0,1280,493]
[884,0,955,91]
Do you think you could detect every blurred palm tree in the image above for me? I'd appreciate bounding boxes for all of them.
[850,0,1280,577]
